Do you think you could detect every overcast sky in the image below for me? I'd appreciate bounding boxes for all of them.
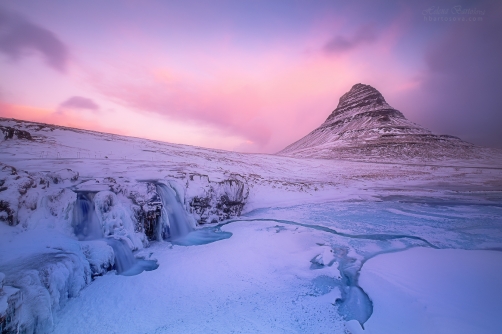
[1,0,500,152]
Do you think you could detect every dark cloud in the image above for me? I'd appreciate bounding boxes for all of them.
[0,6,69,72]
[323,24,377,54]
[399,1,502,149]
[59,96,100,111]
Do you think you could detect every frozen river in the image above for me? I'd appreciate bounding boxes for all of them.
[52,196,502,333]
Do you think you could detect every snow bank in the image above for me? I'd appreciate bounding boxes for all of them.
[0,228,91,333]
[359,247,502,333]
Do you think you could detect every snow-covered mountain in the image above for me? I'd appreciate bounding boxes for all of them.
[279,83,478,160]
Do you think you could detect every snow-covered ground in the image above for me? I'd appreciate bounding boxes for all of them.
[360,248,502,334]
[1,118,502,333]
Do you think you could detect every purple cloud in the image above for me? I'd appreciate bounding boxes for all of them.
[324,24,377,54]
[0,6,69,72]
[59,96,100,111]
[392,1,502,149]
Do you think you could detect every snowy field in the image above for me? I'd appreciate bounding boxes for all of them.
[1,118,502,333]
[360,248,502,334]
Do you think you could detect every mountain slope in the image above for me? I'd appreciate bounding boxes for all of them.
[278,84,477,161]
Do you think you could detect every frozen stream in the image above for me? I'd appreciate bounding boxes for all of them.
[51,197,502,333]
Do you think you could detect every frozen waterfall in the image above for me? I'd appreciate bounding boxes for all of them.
[72,192,157,275]
[73,193,103,240]
[155,182,231,245]
[156,183,194,240]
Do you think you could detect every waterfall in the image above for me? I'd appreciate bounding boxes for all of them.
[105,238,136,274]
[72,192,157,275]
[156,183,193,240]
[155,182,232,246]
[73,193,103,240]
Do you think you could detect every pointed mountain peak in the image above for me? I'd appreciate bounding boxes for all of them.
[277,82,474,160]
[324,83,399,125]
[339,83,386,108]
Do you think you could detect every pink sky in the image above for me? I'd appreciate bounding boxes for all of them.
[1,0,501,152]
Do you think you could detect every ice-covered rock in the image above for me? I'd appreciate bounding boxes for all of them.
[0,284,19,333]
[0,232,91,334]
[35,188,77,233]
[311,246,337,267]
[0,164,28,226]
[185,174,249,224]
[0,164,79,230]
[81,240,115,277]
[77,190,145,250]
[46,169,79,185]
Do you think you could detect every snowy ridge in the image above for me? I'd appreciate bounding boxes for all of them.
[279,83,481,161]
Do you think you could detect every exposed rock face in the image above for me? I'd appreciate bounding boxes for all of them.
[0,126,32,141]
[279,83,476,160]
[185,174,249,224]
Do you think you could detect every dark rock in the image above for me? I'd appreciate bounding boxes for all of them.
[47,169,79,184]
[18,178,34,195]
[187,177,249,223]
[0,200,15,225]
[0,126,32,141]
[216,194,245,219]
[190,196,212,223]
[1,166,17,176]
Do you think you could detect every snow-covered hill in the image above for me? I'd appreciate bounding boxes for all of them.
[279,83,488,161]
